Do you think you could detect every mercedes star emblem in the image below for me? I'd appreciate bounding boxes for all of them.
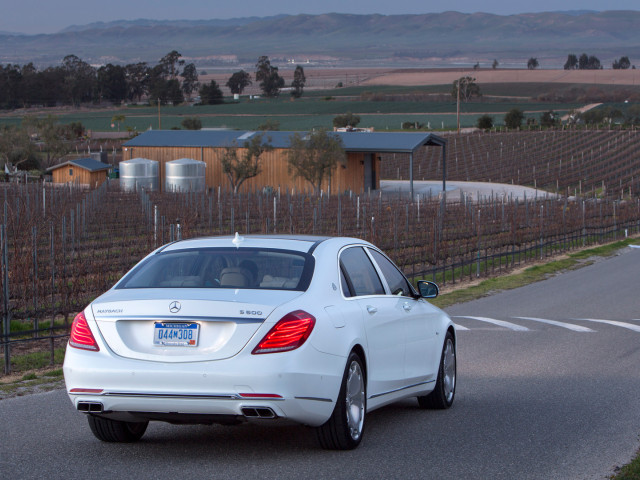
[169,301,181,314]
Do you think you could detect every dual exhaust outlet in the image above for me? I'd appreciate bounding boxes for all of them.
[77,401,104,413]
[78,401,276,419]
[241,407,277,419]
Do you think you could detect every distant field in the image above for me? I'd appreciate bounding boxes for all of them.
[362,68,640,87]
[0,67,634,131]
[0,96,583,131]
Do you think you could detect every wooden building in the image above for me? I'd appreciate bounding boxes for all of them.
[47,158,111,187]
[123,130,446,195]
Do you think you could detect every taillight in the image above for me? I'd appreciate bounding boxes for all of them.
[69,312,100,351]
[252,310,316,354]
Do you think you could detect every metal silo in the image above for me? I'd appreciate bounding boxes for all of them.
[119,158,159,192]
[165,158,206,192]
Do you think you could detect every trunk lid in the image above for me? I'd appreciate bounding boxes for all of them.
[91,288,301,362]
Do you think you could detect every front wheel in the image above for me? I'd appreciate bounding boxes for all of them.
[418,331,456,409]
[315,352,366,450]
[88,415,148,442]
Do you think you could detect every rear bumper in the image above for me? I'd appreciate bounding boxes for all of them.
[63,344,343,427]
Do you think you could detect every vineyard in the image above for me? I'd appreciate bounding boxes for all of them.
[2,167,640,374]
[383,129,640,200]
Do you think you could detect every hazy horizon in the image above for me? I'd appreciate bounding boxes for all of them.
[2,0,639,35]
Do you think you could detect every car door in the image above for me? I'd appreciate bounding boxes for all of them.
[339,246,406,397]
[367,248,440,385]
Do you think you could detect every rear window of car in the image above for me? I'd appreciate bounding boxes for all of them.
[116,247,314,291]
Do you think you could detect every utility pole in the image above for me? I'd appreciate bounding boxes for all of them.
[456,78,461,134]
[158,99,162,130]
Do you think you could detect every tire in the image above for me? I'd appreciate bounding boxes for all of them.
[418,330,456,409]
[315,352,366,450]
[88,415,148,443]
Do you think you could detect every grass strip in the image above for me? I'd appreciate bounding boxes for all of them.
[611,451,640,479]
[430,238,639,309]
[10,348,66,373]
[0,367,64,399]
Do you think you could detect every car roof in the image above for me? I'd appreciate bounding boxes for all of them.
[159,235,369,254]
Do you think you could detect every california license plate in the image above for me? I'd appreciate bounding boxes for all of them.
[153,322,199,347]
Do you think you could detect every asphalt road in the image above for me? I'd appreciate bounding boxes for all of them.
[2,248,640,479]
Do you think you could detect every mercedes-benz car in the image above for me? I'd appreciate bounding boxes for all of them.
[63,235,456,449]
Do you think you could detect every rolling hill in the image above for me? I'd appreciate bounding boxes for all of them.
[1,11,639,68]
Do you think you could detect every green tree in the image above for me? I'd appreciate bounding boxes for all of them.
[257,119,280,131]
[69,121,85,138]
[624,104,640,125]
[477,114,494,130]
[181,117,202,130]
[255,56,284,97]
[180,63,200,100]
[97,64,127,103]
[564,54,578,70]
[148,62,184,105]
[613,56,631,69]
[333,112,361,128]
[166,79,184,105]
[61,54,96,106]
[540,110,559,128]
[221,132,273,193]
[291,65,306,98]
[504,109,524,129]
[527,57,539,70]
[159,50,184,79]
[452,76,481,102]
[578,53,601,70]
[287,130,346,194]
[125,62,150,102]
[199,80,224,105]
[226,70,252,95]
[0,64,22,109]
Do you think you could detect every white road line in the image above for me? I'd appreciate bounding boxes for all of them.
[575,318,640,333]
[453,316,530,331]
[514,316,595,332]
[453,323,469,331]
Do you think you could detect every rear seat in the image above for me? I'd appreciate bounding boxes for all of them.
[259,275,298,289]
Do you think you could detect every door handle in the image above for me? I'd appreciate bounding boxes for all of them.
[403,303,412,312]
[366,305,377,314]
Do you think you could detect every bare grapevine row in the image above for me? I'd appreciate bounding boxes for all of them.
[1,180,639,373]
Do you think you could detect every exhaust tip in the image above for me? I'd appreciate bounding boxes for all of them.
[77,401,104,413]
[241,407,277,419]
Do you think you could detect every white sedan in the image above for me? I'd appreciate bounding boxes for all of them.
[63,235,456,449]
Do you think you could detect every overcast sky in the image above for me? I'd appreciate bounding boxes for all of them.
[2,0,639,34]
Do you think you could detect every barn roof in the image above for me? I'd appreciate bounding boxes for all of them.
[124,130,445,154]
[46,157,111,173]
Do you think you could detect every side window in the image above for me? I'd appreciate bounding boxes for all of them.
[339,247,385,297]
[368,249,413,297]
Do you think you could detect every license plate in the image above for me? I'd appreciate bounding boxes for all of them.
[153,322,199,347]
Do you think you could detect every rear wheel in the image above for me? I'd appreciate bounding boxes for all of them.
[315,352,366,450]
[418,331,456,409]
[88,415,148,442]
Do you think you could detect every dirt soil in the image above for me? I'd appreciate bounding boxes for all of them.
[361,68,640,87]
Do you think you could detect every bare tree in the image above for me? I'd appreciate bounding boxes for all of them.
[287,130,346,194]
[221,133,273,193]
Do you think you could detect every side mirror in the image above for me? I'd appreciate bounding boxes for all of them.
[417,280,439,299]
